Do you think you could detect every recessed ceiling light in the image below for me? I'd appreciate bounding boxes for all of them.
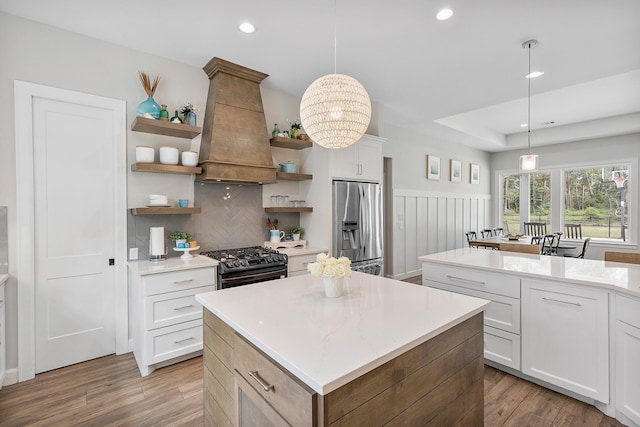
[436,8,454,20]
[526,71,544,79]
[520,123,528,127]
[238,22,255,34]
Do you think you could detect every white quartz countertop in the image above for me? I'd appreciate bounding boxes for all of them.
[276,246,328,257]
[196,271,489,394]
[0,274,7,286]
[127,255,217,276]
[420,248,640,297]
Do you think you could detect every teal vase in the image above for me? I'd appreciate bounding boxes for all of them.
[137,97,161,119]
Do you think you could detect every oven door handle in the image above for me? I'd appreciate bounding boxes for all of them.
[219,269,286,287]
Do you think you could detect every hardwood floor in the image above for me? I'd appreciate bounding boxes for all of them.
[0,274,625,426]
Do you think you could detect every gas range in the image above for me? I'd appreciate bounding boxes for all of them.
[200,246,288,289]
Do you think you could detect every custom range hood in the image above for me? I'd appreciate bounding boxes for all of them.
[196,57,277,184]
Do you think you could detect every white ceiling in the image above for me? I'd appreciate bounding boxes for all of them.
[2,0,639,152]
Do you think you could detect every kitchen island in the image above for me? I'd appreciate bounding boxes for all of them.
[420,248,640,426]
[196,271,489,426]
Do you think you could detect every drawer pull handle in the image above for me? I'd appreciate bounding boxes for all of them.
[174,337,196,345]
[173,279,194,284]
[173,304,194,311]
[445,275,486,286]
[542,297,582,307]
[248,370,274,392]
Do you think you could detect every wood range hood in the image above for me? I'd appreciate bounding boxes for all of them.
[196,57,277,184]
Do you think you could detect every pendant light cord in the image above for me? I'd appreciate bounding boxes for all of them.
[333,0,337,74]
[527,41,532,155]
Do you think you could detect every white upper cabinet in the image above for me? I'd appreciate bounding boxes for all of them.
[330,134,384,182]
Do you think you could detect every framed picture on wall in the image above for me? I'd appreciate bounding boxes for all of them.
[427,155,441,180]
[470,163,480,184]
[450,159,461,183]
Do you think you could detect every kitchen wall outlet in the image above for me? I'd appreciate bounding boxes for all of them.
[129,247,138,260]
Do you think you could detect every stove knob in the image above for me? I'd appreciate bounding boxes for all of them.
[234,261,242,267]
[242,260,250,267]
[225,261,234,268]
[279,254,286,261]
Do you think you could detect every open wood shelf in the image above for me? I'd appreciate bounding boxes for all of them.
[131,116,201,139]
[130,207,202,215]
[264,207,313,213]
[276,171,312,181]
[269,137,312,150]
[131,163,202,175]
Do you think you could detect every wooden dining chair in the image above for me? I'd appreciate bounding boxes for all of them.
[604,251,640,264]
[564,224,582,239]
[499,243,540,254]
[481,229,494,238]
[541,233,561,255]
[564,238,591,259]
[524,222,547,236]
[465,231,478,248]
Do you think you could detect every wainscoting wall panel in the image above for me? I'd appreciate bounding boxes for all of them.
[391,190,492,280]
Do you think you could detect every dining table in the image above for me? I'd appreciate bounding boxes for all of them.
[469,235,577,251]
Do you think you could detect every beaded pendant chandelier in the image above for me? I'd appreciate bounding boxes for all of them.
[299,1,371,149]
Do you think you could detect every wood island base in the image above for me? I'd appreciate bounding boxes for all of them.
[203,309,484,426]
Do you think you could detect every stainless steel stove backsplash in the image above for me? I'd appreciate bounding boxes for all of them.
[127,184,298,260]
[0,207,7,274]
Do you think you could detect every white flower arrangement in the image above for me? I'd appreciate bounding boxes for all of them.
[307,253,352,279]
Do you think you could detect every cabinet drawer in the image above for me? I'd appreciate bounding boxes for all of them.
[485,326,521,370]
[423,263,520,298]
[144,286,211,330]
[426,280,520,334]
[617,293,640,329]
[142,267,214,296]
[144,319,203,364]
[234,336,315,427]
[288,253,318,274]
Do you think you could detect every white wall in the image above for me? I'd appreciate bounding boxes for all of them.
[491,132,640,259]
[381,124,492,278]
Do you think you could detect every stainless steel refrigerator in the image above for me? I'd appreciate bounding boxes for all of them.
[333,180,383,276]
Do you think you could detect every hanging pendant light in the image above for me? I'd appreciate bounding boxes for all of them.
[299,0,371,149]
[519,39,539,173]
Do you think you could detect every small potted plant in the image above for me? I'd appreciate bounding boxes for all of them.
[170,231,192,248]
[289,226,304,241]
[289,119,301,139]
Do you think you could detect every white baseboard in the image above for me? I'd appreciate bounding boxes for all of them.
[1,368,18,387]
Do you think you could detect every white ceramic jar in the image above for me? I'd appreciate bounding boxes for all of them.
[159,146,179,165]
[135,146,155,163]
[181,151,199,167]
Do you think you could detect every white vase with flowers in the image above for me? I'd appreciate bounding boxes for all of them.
[307,253,351,298]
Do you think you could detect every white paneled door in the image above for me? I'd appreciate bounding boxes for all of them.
[32,97,117,373]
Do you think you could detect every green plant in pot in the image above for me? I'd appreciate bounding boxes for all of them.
[289,226,304,241]
[170,231,192,248]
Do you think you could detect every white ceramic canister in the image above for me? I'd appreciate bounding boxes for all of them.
[181,151,199,167]
[159,146,179,165]
[135,146,155,163]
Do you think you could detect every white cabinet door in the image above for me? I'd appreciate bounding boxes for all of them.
[330,143,359,180]
[616,294,640,425]
[330,135,383,182]
[521,279,609,402]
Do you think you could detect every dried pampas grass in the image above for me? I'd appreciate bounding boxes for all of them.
[138,71,160,97]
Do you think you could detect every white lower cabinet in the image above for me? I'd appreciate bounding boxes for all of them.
[616,294,640,425]
[129,263,216,376]
[0,281,5,389]
[423,263,521,369]
[521,279,609,402]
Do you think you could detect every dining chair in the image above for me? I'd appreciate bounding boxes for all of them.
[465,231,477,248]
[524,222,547,236]
[564,224,582,239]
[564,238,591,259]
[493,227,504,237]
[530,235,543,245]
[540,234,560,255]
[499,243,540,254]
[481,229,494,238]
[604,251,640,264]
